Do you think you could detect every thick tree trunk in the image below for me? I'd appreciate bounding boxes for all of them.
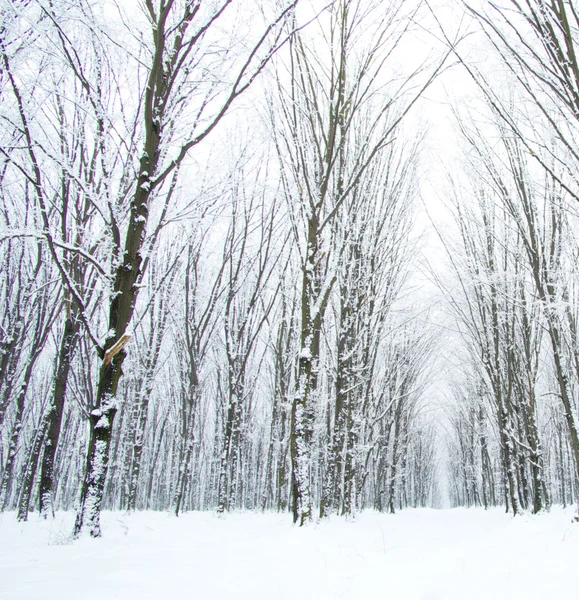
[126,428,146,513]
[290,373,312,524]
[320,358,346,518]
[0,318,25,431]
[74,352,126,537]
[217,373,244,513]
[174,411,196,517]
[342,398,356,516]
[16,417,47,521]
[496,397,519,516]
[388,402,403,515]
[73,74,153,536]
[276,405,289,512]
[291,227,317,525]
[39,315,79,517]
[126,377,157,512]
[0,357,39,510]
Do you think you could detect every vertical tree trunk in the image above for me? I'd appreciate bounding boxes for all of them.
[39,315,80,516]
[16,417,47,521]
[342,396,356,515]
[217,381,243,513]
[174,400,197,517]
[1,357,42,510]
[291,228,322,524]
[74,353,126,537]
[388,398,404,515]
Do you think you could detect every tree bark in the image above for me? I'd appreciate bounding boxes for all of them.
[39,315,80,517]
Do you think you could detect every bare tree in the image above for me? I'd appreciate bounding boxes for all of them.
[461,0,579,203]
[216,179,287,512]
[274,0,447,525]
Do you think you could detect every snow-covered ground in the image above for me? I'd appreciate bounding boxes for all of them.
[1,507,578,599]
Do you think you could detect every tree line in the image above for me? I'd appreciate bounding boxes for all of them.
[0,0,441,537]
[436,0,579,517]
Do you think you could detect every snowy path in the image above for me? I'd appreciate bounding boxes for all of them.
[1,507,578,600]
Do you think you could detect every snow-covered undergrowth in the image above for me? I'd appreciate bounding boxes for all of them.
[1,507,578,599]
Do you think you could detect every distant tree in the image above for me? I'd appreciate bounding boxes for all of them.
[217,182,286,513]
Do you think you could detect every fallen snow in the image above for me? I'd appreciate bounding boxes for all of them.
[1,507,578,599]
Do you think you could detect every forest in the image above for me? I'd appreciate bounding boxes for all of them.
[1,0,579,542]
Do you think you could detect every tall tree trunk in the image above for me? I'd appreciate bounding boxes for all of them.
[74,351,126,537]
[39,314,80,517]
[1,354,43,509]
[174,395,198,517]
[291,224,325,524]
[217,380,243,513]
[16,416,47,521]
